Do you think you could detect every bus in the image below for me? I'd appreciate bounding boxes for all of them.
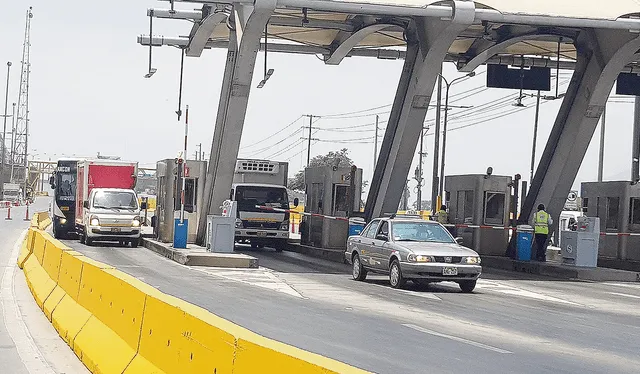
[49,159,79,239]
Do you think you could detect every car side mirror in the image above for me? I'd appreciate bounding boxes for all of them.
[49,176,55,189]
[83,201,89,209]
[377,234,389,241]
[455,237,464,245]
[293,197,299,207]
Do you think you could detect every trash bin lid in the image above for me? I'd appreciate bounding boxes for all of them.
[516,224,534,232]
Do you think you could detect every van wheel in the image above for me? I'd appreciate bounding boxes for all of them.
[131,239,139,248]
[459,280,477,293]
[80,230,86,244]
[85,237,93,246]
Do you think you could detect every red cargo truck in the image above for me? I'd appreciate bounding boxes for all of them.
[76,160,142,246]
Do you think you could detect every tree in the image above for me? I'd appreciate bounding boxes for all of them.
[288,148,353,191]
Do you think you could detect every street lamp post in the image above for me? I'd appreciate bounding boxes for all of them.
[438,71,476,200]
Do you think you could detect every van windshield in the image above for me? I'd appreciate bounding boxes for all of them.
[235,186,288,212]
[93,191,138,210]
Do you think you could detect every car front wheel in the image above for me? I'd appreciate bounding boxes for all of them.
[352,253,367,281]
[389,259,406,289]
[459,280,477,293]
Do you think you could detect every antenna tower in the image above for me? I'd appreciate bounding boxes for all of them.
[11,6,33,187]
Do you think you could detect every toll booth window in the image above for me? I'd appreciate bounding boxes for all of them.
[174,178,197,213]
[456,190,474,223]
[333,185,349,214]
[363,220,380,239]
[630,198,640,225]
[606,197,619,230]
[483,192,505,226]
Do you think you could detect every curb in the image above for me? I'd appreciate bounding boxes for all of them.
[141,238,259,268]
[20,214,367,373]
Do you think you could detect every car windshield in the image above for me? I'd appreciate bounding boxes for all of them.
[235,186,288,212]
[93,191,138,210]
[392,221,454,243]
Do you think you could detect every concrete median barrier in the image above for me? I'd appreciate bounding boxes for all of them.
[19,213,371,374]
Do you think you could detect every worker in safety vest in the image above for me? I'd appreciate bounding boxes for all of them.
[532,204,553,261]
[437,205,448,225]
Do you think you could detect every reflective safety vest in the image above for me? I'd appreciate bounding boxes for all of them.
[534,211,550,234]
[437,210,448,224]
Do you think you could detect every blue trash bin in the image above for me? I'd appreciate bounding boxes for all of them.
[516,225,534,261]
[348,217,366,236]
[173,218,188,249]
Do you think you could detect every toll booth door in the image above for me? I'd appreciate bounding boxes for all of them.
[332,184,349,217]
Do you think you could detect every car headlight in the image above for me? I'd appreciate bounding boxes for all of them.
[89,215,100,226]
[280,220,289,231]
[235,219,243,229]
[407,254,435,263]
[463,256,481,265]
[59,218,67,225]
[132,218,141,227]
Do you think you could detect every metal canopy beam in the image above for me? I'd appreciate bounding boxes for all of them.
[197,0,276,243]
[364,0,475,221]
[186,6,228,57]
[520,29,640,260]
[325,21,396,65]
[459,28,578,72]
[165,0,640,31]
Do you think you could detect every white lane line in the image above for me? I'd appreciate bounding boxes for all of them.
[402,323,512,354]
[608,292,640,300]
[369,283,441,301]
[191,266,305,299]
[476,280,581,306]
[0,230,55,374]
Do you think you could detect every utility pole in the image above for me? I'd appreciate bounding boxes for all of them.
[598,103,607,182]
[530,90,541,184]
[373,114,379,166]
[197,143,202,161]
[417,124,426,211]
[632,98,640,184]
[304,114,314,167]
[1,62,11,184]
[431,74,442,213]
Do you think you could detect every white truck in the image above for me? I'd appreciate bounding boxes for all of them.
[76,159,144,247]
[2,183,21,203]
[231,159,295,251]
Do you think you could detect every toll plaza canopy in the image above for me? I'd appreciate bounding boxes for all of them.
[141,0,640,250]
[143,0,640,71]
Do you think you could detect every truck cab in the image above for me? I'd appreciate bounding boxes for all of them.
[231,159,291,251]
[80,188,142,247]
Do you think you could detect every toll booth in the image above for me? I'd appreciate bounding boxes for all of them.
[301,165,363,249]
[581,181,640,261]
[445,174,512,255]
[155,159,207,244]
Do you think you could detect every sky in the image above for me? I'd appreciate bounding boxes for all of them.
[1,0,638,205]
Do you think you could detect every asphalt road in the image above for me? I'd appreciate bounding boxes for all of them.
[59,235,640,374]
[0,198,88,374]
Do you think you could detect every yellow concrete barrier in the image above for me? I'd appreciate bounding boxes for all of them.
[19,221,371,374]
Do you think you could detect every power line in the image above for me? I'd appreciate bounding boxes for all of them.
[243,127,302,156]
[240,115,302,149]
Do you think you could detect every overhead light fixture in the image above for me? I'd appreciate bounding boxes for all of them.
[144,67,157,78]
[257,69,274,88]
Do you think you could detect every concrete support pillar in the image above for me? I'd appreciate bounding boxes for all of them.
[520,30,640,248]
[364,1,475,221]
[197,0,276,243]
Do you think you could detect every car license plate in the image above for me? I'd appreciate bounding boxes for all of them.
[256,231,267,237]
[442,267,458,276]
[111,227,121,232]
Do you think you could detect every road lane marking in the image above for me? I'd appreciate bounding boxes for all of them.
[476,280,581,306]
[1,230,55,374]
[191,267,304,298]
[402,323,512,354]
[369,283,441,301]
[608,292,640,300]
